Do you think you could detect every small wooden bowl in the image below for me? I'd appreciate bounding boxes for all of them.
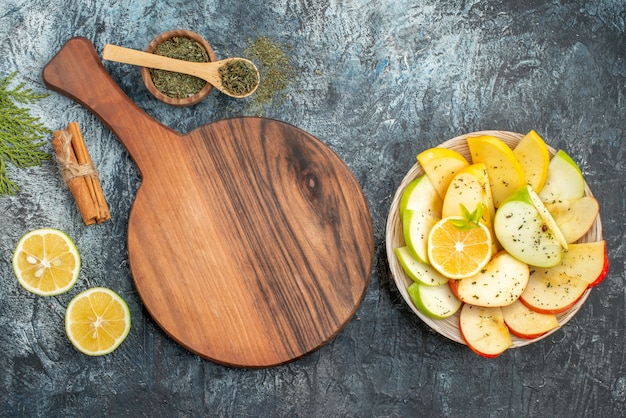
[386,131,603,349]
[141,30,217,106]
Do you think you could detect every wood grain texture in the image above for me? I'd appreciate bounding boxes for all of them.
[42,37,374,367]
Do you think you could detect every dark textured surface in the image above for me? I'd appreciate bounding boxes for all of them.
[0,1,624,416]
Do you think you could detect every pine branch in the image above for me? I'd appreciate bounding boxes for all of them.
[0,71,51,196]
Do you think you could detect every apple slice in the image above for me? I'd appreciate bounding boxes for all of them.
[417,147,470,199]
[407,282,462,319]
[538,149,585,204]
[513,130,550,193]
[450,251,529,307]
[395,247,449,286]
[494,186,563,267]
[542,241,609,287]
[400,174,443,218]
[519,268,588,314]
[402,210,439,264]
[501,300,559,339]
[459,304,512,358]
[442,163,495,226]
[545,197,599,243]
[526,185,568,249]
[467,135,526,207]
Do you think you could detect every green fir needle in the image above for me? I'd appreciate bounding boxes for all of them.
[0,71,51,196]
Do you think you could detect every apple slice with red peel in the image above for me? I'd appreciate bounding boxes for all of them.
[450,251,529,308]
[407,282,462,319]
[545,197,599,244]
[459,304,512,358]
[519,268,589,314]
[501,300,559,339]
[543,241,609,288]
[395,247,449,286]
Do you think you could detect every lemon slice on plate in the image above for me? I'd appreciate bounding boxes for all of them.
[427,216,493,279]
[12,228,80,296]
[65,287,131,356]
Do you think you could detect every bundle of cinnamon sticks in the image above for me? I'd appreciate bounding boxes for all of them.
[52,122,111,225]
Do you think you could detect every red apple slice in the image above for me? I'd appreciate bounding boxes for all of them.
[451,251,529,307]
[459,304,512,358]
[545,241,609,287]
[501,300,559,339]
[519,268,588,314]
[545,197,599,244]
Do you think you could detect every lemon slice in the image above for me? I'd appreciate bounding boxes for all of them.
[65,287,131,356]
[12,228,81,296]
[427,216,493,279]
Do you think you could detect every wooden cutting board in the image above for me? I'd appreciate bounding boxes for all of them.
[42,37,374,367]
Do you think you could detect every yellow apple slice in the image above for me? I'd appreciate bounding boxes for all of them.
[501,300,559,339]
[459,304,512,358]
[513,130,550,193]
[417,147,470,199]
[467,135,526,207]
[442,163,495,226]
[545,197,599,243]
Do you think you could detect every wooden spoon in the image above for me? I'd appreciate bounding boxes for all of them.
[102,44,259,98]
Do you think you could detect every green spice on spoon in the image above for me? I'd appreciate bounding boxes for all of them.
[218,59,260,97]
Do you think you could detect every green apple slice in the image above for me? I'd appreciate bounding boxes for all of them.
[399,174,442,218]
[538,149,585,204]
[402,210,439,264]
[407,282,461,319]
[526,185,568,249]
[395,247,449,286]
[493,186,562,267]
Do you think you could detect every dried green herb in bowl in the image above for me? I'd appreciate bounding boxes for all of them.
[141,30,217,106]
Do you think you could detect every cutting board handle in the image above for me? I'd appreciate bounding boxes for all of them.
[42,37,174,164]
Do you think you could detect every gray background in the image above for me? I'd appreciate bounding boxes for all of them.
[1,0,625,416]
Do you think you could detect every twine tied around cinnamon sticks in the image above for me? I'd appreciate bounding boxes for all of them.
[52,122,111,225]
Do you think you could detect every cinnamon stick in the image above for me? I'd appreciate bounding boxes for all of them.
[52,122,111,225]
